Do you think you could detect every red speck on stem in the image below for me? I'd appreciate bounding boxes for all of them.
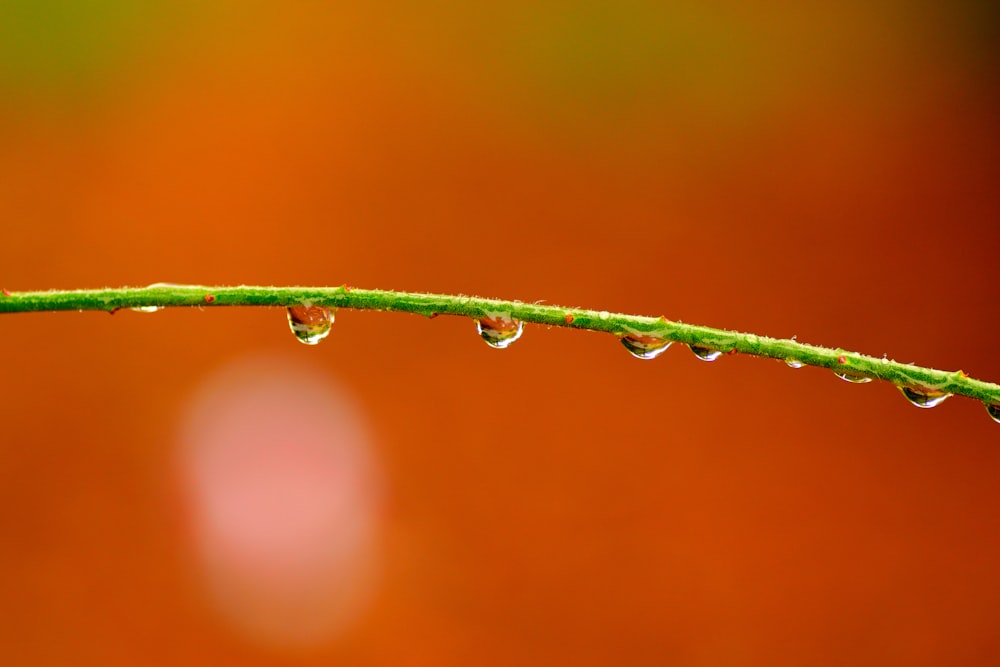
[837,355,847,364]
[1,289,11,297]
[428,313,439,319]
[108,307,121,315]
[727,348,738,355]
[204,294,216,304]
[564,313,575,324]
[342,285,352,293]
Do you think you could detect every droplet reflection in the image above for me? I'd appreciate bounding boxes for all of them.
[899,386,951,409]
[689,345,722,362]
[287,305,334,345]
[986,403,1000,424]
[621,334,672,360]
[834,371,872,384]
[475,315,524,349]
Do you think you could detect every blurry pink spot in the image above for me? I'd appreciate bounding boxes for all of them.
[176,357,380,648]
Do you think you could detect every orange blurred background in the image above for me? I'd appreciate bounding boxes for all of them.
[1,2,999,664]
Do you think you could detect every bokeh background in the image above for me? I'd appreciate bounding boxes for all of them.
[2,1,999,665]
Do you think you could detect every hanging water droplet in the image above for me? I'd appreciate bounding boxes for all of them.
[985,403,1000,424]
[475,315,524,349]
[689,345,722,362]
[899,386,951,409]
[131,305,160,313]
[286,305,334,345]
[621,334,672,360]
[833,371,871,384]
[785,359,804,369]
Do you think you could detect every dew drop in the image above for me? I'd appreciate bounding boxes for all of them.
[899,386,951,409]
[621,334,672,360]
[833,371,872,384]
[598,311,610,321]
[131,305,160,313]
[475,315,524,349]
[689,345,722,362]
[986,403,1000,424]
[785,359,804,369]
[287,305,334,345]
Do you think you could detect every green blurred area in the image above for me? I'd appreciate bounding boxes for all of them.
[0,0,187,103]
[1,0,995,117]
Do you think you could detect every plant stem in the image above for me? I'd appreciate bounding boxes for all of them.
[2,284,998,405]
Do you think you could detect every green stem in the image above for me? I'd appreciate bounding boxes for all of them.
[2,284,998,406]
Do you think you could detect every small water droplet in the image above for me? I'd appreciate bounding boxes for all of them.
[785,359,804,369]
[899,386,951,409]
[833,371,871,384]
[689,345,722,362]
[621,334,672,360]
[131,305,160,313]
[598,311,610,321]
[286,305,334,345]
[475,315,524,349]
[985,403,1000,424]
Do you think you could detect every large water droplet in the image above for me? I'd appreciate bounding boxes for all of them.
[899,386,951,409]
[986,403,1000,424]
[785,359,804,369]
[476,315,524,349]
[621,334,672,360]
[287,305,334,345]
[833,371,871,384]
[689,345,722,362]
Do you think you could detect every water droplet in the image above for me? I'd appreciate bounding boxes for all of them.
[598,311,610,321]
[689,345,722,362]
[287,305,334,345]
[785,359,804,369]
[985,403,1000,424]
[131,305,160,313]
[621,334,672,360]
[475,315,523,349]
[899,386,951,409]
[833,372,871,384]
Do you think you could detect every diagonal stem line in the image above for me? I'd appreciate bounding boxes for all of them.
[2,284,998,406]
